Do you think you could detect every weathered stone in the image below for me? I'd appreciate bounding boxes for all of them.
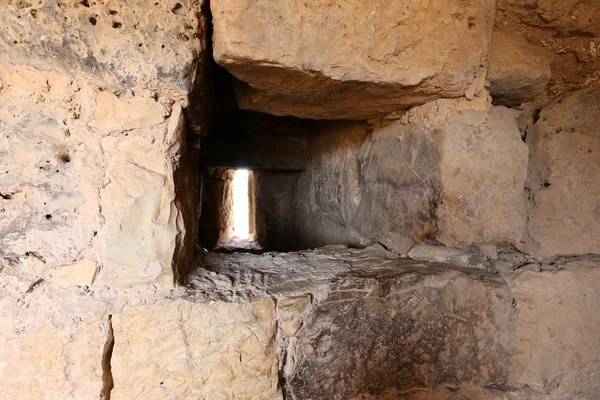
[0,277,109,400]
[507,0,600,38]
[286,271,512,398]
[97,120,184,286]
[0,65,103,270]
[370,96,527,249]
[487,30,553,106]
[292,121,369,249]
[0,0,206,102]
[211,0,496,120]
[520,89,600,257]
[111,299,279,400]
[89,91,168,131]
[263,96,528,253]
[431,101,529,247]
[51,257,99,287]
[362,97,527,251]
[506,259,600,396]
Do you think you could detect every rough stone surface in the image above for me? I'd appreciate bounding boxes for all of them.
[283,95,528,253]
[506,259,600,397]
[211,0,496,120]
[194,246,514,398]
[0,0,204,286]
[521,89,600,257]
[496,0,600,96]
[293,121,369,249]
[111,298,279,400]
[506,0,600,38]
[428,100,529,247]
[487,30,553,106]
[286,266,512,399]
[0,275,110,400]
[0,0,206,102]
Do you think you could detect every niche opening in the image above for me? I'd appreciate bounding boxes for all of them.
[199,167,260,252]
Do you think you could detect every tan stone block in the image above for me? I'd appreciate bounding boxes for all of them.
[111,299,279,400]
[507,260,600,394]
[487,30,553,106]
[0,310,109,399]
[211,0,495,120]
[520,89,600,257]
[51,258,99,287]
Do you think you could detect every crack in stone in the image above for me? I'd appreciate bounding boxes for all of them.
[101,315,115,400]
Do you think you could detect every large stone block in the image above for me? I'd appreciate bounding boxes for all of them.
[211,0,496,120]
[487,30,553,106]
[521,89,600,257]
[95,101,187,287]
[358,96,528,251]
[111,299,279,400]
[293,121,369,249]
[506,260,600,396]
[275,258,513,398]
[431,102,529,247]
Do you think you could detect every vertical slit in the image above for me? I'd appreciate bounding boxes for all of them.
[101,315,115,400]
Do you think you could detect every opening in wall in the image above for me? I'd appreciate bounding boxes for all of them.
[198,167,260,252]
[231,169,250,240]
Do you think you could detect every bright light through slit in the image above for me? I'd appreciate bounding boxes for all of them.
[232,169,250,239]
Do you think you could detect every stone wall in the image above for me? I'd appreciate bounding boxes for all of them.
[1,0,599,399]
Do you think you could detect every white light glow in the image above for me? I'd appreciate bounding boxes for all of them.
[232,169,250,239]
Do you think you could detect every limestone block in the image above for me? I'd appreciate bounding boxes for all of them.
[287,98,527,253]
[433,103,529,247]
[0,0,206,101]
[111,299,279,400]
[285,268,512,398]
[211,0,496,119]
[355,117,439,252]
[507,260,600,395]
[521,89,600,257]
[0,308,109,399]
[98,124,179,286]
[487,30,553,106]
[358,97,528,251]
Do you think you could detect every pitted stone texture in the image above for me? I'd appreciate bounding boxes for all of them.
[0,63,195,287]
[487,30,553,106]
[507,260,600,397]
[211,0,495,120]
[111,299,279,400]
[0,0,205,102]
[0,65,103,271]
[521,89,600,257]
